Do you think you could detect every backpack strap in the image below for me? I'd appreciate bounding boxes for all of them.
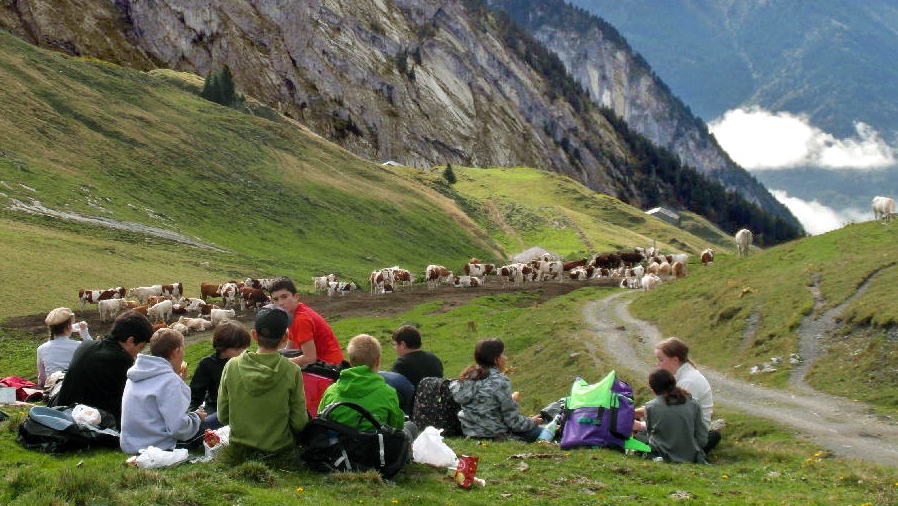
[318,401,386,432]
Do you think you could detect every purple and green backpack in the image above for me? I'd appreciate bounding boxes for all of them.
[559,371,651,452]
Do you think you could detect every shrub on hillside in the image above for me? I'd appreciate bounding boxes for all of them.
[201,66,240,107]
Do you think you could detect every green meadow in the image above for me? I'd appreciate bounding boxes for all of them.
[2,288,896,506]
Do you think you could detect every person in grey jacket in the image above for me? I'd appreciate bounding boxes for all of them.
[449,338,543,441]
[642,368,707,464]
[120,329,206,454]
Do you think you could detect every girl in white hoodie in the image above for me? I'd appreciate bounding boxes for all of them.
[120,329,206,454]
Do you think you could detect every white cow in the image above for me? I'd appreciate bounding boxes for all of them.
[98,298,129,322]
[735,229,753,258]
[313,274,337,293]
[182,298,206,313]
[641,273,662,292]
[170,322,190,336]
[147,300,173,323]
[872,196,896,222]
[178,316,213,332]
[210,308,236,327]
[128,285,163,305]
[453,276,483,288]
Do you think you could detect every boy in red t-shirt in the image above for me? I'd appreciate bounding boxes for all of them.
[269,277,344,366]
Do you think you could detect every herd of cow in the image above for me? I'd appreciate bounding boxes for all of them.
[75,239,731,336]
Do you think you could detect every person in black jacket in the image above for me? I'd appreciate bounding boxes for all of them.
[189,321,250,429]
[390,325,443,388]
[53,310,153,428]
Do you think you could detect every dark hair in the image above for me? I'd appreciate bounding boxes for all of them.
[648,368,690,405]
[49,320,72,339]
[213,321,251,353]
[150,328,184,359]
[458,338,504,381]
[109,310,153,344]
[656,337,694,367]
[269,276,297,295]
[393,325,421,349]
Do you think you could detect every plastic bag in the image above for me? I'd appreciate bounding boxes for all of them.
[412,426,458,468]
[126,446,190,469]
[71,404,101,426]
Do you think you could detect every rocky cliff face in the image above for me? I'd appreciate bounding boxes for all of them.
[485,0,796,227]
[0,0,798,232]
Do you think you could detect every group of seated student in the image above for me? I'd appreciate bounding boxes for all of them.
[38,276,719,465]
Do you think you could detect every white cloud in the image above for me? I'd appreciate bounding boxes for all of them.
[709,107,896,170]
[769,189,868,235]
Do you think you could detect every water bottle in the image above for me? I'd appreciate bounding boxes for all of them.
[536,418,558,442]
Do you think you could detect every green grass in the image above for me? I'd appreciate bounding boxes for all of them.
[629,220,898,411]
[1,288,896,505]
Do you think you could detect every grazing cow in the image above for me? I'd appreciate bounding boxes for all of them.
[128,285,163,305]
[200,282,222,301]
[78,288,123,312]
[219,282,240,308]
[497,264,523,286]
[161,283,183,298]
[211,308,236,327]
[146,295,173,307]
[671,261,686,279]
[872,196,896,222]
[620,277,640,289]
[327,281,357,298]
[178,316,213,332]
[700,248,715,266]
[147,300,173,323]
[671,254,688,266]
[170,322,190,335]
[453,276,482,288]
[563,258,588,271]
[98,298,129,322]
[240,287,270,310]
[244,278,278,292]
[641,273,662,292]
[313,274,337,293]
[425,265,453,289]
[735,229,753,258]
[171,304,188,315]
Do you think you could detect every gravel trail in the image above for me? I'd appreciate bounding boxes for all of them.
[583,291,898,468]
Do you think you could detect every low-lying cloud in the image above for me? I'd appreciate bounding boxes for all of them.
[709,108,896,170]
[769,189,869,235]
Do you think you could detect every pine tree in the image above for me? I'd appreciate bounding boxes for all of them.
[442,163,457,185]
[201,66,237,107]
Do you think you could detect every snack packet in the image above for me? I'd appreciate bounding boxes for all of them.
[453,455,478,489]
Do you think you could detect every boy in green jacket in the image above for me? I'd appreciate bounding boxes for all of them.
[319,334,416,441]
[217,306,308,453]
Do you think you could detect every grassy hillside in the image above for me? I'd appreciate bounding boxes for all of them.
[0,29,731,321]
[629,220,898,410]
[2,288,896,505]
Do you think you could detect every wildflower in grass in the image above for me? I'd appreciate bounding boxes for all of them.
[391,502,399,504]
[296,487,304,492]
[722,474,729,479]
[814,452,822,457]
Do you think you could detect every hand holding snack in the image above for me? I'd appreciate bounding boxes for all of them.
[179,361,188,379]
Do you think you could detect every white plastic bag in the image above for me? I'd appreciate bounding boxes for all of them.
[71,404,101,426]
[412,426,458,468]
[127,446,190,469]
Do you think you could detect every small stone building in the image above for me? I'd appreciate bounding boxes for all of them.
[645,207,680,226]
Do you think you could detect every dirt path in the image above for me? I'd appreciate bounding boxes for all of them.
[583,291,898,468]
[790,265,895,390]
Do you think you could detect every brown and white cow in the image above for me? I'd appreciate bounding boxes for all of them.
[563,258,588,271]
[497,264,523,287]
[98,298,130,322]
[425,265,453,290]
[391,268,413,289]
[240,287,270,310]
[219,282,240,308]
[313,274,337,293]
[369,269,391,295]
[463,262,488,277]
[327,281,357,298]
[671,261,687,279]
[161,283,183,298]
[700,248,715,266]
[453,276,482,288]
[568,266,589,281]
[78,287,125,312]
[200,283,222,301]
[146,295,173,307]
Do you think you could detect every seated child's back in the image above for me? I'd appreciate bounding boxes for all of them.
[217,306,307,453]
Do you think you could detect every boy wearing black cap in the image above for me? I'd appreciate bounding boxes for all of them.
[217,305,308,453]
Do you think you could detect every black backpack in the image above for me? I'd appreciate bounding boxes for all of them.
[301,402,410,479]
[17,405,119,453]
[411,377,462,437]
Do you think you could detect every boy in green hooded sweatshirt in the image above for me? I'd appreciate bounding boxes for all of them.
[318,334,416,441]
[217,305,307,453]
